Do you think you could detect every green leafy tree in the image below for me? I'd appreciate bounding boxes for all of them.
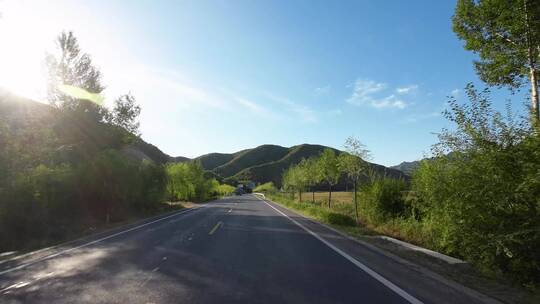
[107,93,142,136]
[318,149,340,208]
[339,137,371,224]
[304,157,322,203]
[45,31,105,121]
[453,0,540,122]
[282,164,306,200]
[413,85,540,285]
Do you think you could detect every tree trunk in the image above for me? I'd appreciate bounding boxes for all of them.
[312,187,315,203]
[299,190,302,202]
[524,0,539,124]
[328,184,332,208]
[529,62,539,122]
[353,180,359,225]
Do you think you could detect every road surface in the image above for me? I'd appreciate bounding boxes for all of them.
[0,194,494,303]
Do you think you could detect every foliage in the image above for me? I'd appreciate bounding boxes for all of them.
[358,177,408,223]
[253,182,277,193]
[165,161,220,202]
[45,31,105,120]
[0,31,161,252]
[339,137,371,221]
[215,184,236,196]
[107,93,141,136]
[318,149,340,188]
[413,85,540,285]
[452,0,540,119]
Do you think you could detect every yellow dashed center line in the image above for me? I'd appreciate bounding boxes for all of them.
[208,221,223,235]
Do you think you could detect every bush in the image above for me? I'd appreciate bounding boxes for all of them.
[359,177,408,223]
[411,85,540,285]
[254,182,277,193]
[166,161,230,202]
[216,184,235,196]
[323,212,356,226]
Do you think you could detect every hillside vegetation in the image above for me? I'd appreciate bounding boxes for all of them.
[0,32,229,252]
[190,143,406,187]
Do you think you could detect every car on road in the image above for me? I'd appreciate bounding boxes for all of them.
[234,187,244,195]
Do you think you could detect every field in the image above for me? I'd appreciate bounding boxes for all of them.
[297,191,353,205]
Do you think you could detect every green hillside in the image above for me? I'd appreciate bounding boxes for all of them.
[0,90,177,165]
[213,144,290,178]
[194,152,240,170]
[218,144,407,188]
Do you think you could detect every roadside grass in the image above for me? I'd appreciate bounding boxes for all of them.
[267,191,540,304]
[267,192,376,235]
[287,191,438,248]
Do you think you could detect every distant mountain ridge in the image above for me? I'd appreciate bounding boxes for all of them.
[390,160,421,176]
[184,143,408,188]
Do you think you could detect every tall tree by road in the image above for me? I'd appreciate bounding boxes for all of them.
[339,137,371,224]
[304,157,322,203]
[45,31,105,121]
[108,93,142,136]
[453,0,540,123]
[318,149,340,208]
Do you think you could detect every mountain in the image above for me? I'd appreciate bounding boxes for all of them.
[185,143,408,188]
[194,152,243,170]
[390,160,421,176]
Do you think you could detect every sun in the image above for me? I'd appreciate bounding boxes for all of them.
[0,1,59,102]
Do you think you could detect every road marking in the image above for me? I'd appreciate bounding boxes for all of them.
[228,209,232,213]
[0,207,203,276]
[256,196,423,304]
[208,221,223,235]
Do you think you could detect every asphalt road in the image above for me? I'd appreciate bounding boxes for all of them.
[0,194,494,304]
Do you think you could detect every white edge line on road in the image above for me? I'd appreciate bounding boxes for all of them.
[0,206,204,276]
[256,196,424,304]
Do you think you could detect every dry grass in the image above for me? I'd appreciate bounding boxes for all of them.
[298,191,353,205]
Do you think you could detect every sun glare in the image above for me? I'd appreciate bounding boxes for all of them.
[0,1,56,102]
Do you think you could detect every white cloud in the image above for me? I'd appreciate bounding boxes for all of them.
[371,95,407,109]
[266,94,318,123]
[314,85,330,96]
[450,88,460,98]
[234,97,280,119]
[396,85,418,94]
[346,79,408,109]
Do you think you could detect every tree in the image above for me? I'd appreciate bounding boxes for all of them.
[45,31,105,121]
[318,149,340,208]
[453,0,540,123]
[108,93,141,136]
[339,137,371,224]
[282,164,307,201]
[304,157,322,203]
[295,160,310,202]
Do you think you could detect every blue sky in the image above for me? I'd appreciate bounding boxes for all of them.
[0,0,519,166]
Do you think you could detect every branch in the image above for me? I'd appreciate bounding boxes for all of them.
[494,32,517,46]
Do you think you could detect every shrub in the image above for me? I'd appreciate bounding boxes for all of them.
[323,212,356,226]
[359,177,408,223]
[254,182,277,193]
[411,85,540,285]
